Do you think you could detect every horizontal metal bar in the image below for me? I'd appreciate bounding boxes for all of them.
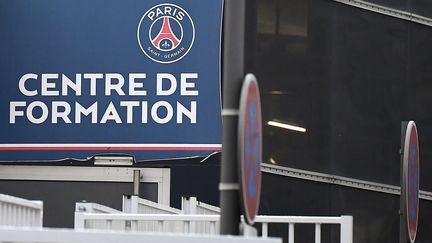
[0,194,43,210]
[0,165,168,183]
[254,215,347,224]
[80,213,221,222]
[332,0,432,27]
[261,163,432,201]
[79,213,351,225]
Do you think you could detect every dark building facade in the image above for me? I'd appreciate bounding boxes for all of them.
[246,0,432,242]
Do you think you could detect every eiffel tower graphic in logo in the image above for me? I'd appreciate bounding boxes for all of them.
[152,17,181,51]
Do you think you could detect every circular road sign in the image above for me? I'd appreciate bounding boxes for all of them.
[238,73,262,225]
[403,121,419,243]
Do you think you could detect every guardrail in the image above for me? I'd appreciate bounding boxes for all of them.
[181,196,220,233]
[0,194,43,227]
[123,195,181,214]
[255,215,353,243]
[74,213,220,234]
[73,196,352,242]
[182,196,220,215]
[122,195,182,232]
[74,202,122,230]
[74,212,353,242]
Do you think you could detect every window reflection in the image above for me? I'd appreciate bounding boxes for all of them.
[257,0,308,37]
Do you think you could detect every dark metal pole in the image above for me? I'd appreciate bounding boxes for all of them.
[219,0,245,235]
[133,170,140,196]
[400,121,408,243]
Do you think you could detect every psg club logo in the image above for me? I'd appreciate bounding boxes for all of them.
[137,3,195,64]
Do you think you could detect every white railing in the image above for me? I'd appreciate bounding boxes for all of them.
[123,195,181,214]
[182,196,220,215]
[74,202,122,230]
[74,213,220,234]
[0,194,43,227]
[73,197,352,242]
[181,196,220,233]
[0,226,282,243]
[75,202,122,214]
[122,195,182,232]
[255,215,353,243]
[74,212,353,242]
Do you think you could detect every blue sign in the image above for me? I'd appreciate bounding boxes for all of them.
[0,0,222,161]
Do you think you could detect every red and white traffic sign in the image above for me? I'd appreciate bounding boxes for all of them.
[238,74,262,225]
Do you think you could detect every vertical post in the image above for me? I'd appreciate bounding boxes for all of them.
[340,216,353,243]
[262,223,268,238]
[122,195,131,213]
[400,121,408,243]
[315,224,321,243]
[133,170,140,196]
[38,202,43,227]
[219,0,245,236]
[158,220,163,232]
[131,195,139,213]
[288,223,295,243]
[74,210,85,229]
[210,222,216,235]
[184,221,190,233]
[189,197,197,233]
[131,220,138,231]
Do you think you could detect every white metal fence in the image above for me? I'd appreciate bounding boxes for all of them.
[255,215,353,243]
[74,211,352,242]
[0,193,43,227]
[73,196,353,242]
[122,195,182,232]
[76,196,219,234]
[181,196,220,233]
[74,213,353,242]
[182,196,220,215]
[74,213,220,234]
[74,202,122,230]
[122,195,181,214]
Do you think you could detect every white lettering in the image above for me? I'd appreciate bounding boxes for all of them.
[100,102,122,123]
[84,73,103,96]
[129,73,147,96]
[62,74,82,96]
[147,11,155,21]
[9,101,26,123]
[52,101,72,123]
[27,101,48,124]
[75,102,98,124]
[142,101,148,123]
[157,73,177,96]
[120,101,140,123]
[177,11,184,21]
[41,74,59,96]
[19,74,38,96]
[105,73,125,96]
[177,101,196,123]
[180,73,198,96]
[151,101,173,124]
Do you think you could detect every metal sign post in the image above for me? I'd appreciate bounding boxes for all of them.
[400,121,420,243]
[219,0,245,235]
